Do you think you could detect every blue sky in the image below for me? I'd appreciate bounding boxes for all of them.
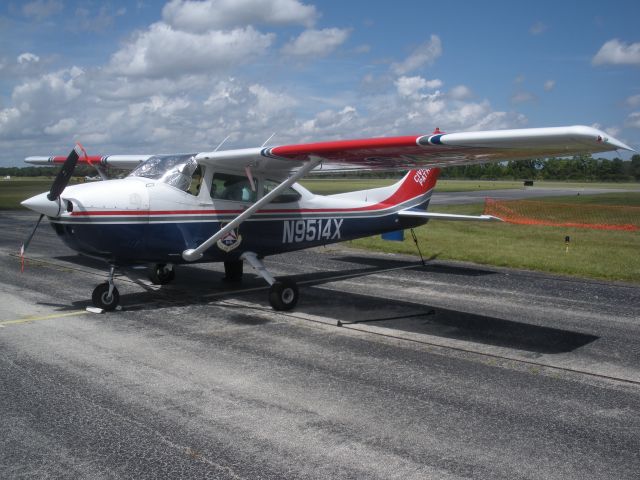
[0,0,638,167]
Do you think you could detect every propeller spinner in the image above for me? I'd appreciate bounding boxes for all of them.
[20,144,86,261]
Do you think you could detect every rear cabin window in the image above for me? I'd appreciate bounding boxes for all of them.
[263,180,301,203]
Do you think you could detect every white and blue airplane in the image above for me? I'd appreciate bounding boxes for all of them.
[20,125,632,311]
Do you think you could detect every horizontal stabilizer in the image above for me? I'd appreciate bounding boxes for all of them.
[398,210,502,222]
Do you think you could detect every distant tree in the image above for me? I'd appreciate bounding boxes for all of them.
[629,154,640,181]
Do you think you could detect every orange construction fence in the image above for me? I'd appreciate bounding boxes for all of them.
[483,198,640,232]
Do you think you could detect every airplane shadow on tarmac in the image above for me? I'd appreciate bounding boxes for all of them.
[46,253,598,355]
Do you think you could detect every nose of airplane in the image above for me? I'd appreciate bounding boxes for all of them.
[21,192,62,217]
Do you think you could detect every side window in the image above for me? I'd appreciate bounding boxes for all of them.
[263,179,302,203]
[210,173,257,203]
[187,165,203,195]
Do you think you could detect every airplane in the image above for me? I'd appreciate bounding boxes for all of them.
[19,125,633,312]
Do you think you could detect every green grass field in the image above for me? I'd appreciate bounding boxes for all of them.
[0,178,85,210]
[350,192,640,283]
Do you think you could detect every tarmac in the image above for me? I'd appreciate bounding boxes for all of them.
[1,207,639,479]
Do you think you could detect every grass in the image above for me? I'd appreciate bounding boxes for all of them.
[0,179,52,210]
[349,193,640,283]
[534,192,640,206]
[0,178,85,209]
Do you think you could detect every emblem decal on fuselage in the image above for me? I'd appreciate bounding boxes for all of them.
[216,224,242,252]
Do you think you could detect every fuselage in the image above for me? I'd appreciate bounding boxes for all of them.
[32,175,431,265]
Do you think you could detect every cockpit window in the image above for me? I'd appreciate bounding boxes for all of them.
[128,154,199,192]
[210,173,257,202]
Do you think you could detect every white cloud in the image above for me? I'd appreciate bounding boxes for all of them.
[162,0,317,32]
[0,108,21,135]
[510,91,536,104]
[592,39,640,67]
[449,85,472,100]
[300,106,358,135]
[108,23,274,78]
[625,94,640,108]
[248,84,297,117]
[395,76,442,97]
[0,67,84,142]
[543,80,556,91]
[604,126,621,137]
[22,0,63,20]
[44,118,77,135]
[529,21,547,35]
[128,95,191,118]
[626,112,640,129]
[391,35,442,75]
[424,79,443,89]
[282,28,350,58]
[17,53,40,64]
[0,11,529,165]
[0,62,530,164]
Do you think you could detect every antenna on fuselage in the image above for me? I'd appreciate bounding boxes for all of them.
[213,135,231,152]
[261,132,276,147]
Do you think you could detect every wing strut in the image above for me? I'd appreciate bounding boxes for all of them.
[181,157,322,262]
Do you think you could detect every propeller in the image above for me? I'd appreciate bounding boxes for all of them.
[48,143,86,201]
[20,143,86,270]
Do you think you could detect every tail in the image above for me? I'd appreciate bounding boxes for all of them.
[328,168,440,210]
[383,168,440,210]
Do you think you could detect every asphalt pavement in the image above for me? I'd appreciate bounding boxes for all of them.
[1,210,639,479]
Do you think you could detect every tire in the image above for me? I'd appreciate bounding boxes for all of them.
[268,280,299,311]
[92,282,120,311]
[149,264,175,285]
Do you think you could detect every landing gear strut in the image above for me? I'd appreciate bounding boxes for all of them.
[149,263,175,285]
[223,260,243,283]
[92,265,120,311]
[241,252,299,311]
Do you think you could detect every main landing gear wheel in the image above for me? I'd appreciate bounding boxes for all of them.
[269,279,299,311]
[149,263,175,285]
[241,252,301,311]
[92,282,120,311]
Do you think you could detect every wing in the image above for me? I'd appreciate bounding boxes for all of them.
[26,125,633,177]
[25,154,153,170]
[195,125,633,179]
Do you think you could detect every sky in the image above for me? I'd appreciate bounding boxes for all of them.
[0,0,639,167]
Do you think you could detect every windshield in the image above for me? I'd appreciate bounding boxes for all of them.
[128,154,198,191]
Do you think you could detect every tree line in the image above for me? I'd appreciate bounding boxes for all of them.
[439,154,640,182]
[1,154,639,182]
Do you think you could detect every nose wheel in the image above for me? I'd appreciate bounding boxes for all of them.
[149,263,175,285]
[91,265,120,311]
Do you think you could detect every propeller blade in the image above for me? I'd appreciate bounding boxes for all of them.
[47,144,85,201]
